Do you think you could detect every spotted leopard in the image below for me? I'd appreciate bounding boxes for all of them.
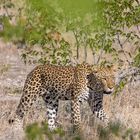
[9,63,116,131]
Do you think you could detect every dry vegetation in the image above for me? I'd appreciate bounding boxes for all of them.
[0,40,140,140]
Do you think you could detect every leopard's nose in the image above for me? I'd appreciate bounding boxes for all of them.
[105,87,114,94]
[109,87,114,92]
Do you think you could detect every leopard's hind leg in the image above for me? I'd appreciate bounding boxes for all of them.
[9,69,46,128]
[42,94,59,131]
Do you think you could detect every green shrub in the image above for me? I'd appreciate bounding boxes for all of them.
[25,122,65,140]
[97,122,140,140]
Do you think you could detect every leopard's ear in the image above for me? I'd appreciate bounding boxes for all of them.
[108,64,118,72]
[100,63,118,72]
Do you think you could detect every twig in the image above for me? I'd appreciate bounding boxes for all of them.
[96,32,106,64]
[122,37,129,46]
[96,49,103,64]
[116,33,131,64]
[83,33,87,62]
[73,30,80,60]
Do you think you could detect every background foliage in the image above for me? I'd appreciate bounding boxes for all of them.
[1,0,139,66]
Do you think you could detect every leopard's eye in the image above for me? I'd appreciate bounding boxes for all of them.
[103,77,107,80]
[101,76,107,80]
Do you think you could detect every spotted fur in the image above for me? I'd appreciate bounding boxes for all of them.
[9,63,116,131]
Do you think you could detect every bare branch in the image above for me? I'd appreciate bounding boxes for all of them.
[96,49,103,64]
[116,67,140,85]
[73,30,80,60]
[116,33,131,64]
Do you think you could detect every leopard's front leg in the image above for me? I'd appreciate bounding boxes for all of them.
[71,99,81,132]
[88,92,109,124]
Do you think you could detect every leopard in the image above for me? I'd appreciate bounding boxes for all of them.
[8,63,116,132]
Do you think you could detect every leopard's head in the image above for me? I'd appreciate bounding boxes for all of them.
[87,65,117,94]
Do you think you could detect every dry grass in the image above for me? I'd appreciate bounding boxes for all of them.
[0,40,140,140]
